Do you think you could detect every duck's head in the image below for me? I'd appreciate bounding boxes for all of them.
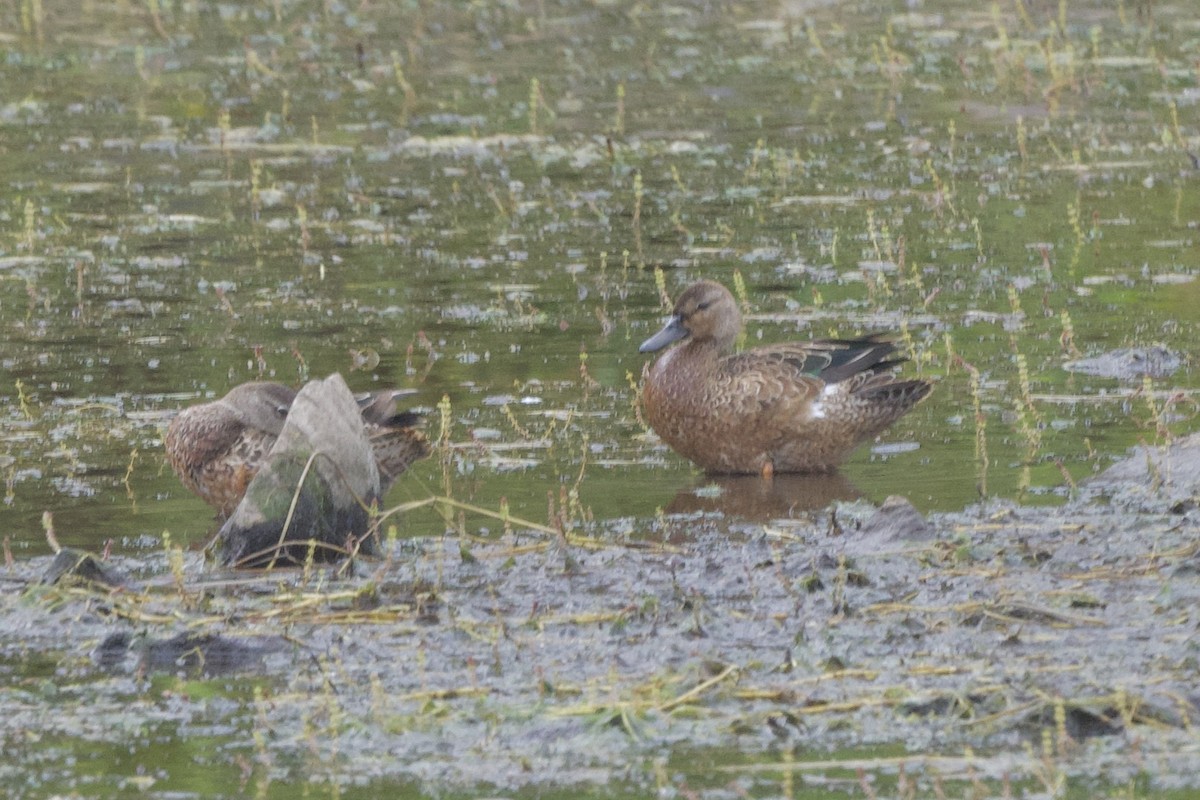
[639,280,742,354]
[220,382,296,433]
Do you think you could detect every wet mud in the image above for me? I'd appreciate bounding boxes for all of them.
[3,435,1199,796]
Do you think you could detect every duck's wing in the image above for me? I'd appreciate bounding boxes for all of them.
[357,388,423,429]
[714,348,827,406]
[745,335,905,383]
[710,335,908,410]
[164,404,251,476]
[357,389,431,490]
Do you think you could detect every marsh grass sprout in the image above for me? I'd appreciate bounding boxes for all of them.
[804,18,826,56]
[251,685,274,789]
[1058,309,1081,357]
[669,163,686,191]
[897,321,920,375]
[653,266,669,309]
[123,448,138,501]
[436,393,453,448]
[947,119,957,168]
[769,148,795,192]
[1141,375,1171,444]
[578,346,597,394]
[1006,285,1024,330]
[614,82,625,135]
[1011,349,1044,460]
[745,138,765,180]
[249,160,263,221]
[866,208,882,262]
[73,260,87,320]
[499,496,512,538]
[528,77,540,135]
[218,107,231,158]
[15,379,35,421]
[300,539,318,584]
[936,331,955,376]
[626,371,647,430]
[1053,458,1077,496]
[391,50,416,115]
[1169,100,1184,148]
[1066,197,1083,275]
[500,402,534,440]
[960,358,990,497]
[898,235,922,295]
[831,555,849,620]
[924,160,956,220]
[732,270,748,310]
[162,530,187,596]
[296,204,310,256]
[22,199,35,250]
[632,171,644,266]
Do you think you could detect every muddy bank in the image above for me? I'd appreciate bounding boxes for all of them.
[3,437,1200,797]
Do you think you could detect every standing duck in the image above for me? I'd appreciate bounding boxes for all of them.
[639,280,930,476]
[164,381,429,517]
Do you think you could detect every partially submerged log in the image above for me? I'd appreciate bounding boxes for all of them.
[213,374,389,568]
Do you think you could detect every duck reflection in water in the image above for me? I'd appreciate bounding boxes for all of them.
[663,472,862,521]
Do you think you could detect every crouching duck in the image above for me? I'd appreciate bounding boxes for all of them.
[165,381,429,517]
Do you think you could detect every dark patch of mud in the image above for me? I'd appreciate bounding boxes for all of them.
[3,437,1200,796]
[92,630,290,676]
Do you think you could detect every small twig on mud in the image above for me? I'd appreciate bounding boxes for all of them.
[659,663,739,712]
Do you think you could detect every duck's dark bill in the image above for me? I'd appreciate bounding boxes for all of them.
[639,316,689,353]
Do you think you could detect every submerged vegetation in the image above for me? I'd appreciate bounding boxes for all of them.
[1,0,1199,797]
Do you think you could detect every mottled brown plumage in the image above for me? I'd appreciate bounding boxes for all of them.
[164,381,430,516]
[639,280,931,475]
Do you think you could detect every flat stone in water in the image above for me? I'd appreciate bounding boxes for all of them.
[40,548,125,589]
[1063,346,1181,379]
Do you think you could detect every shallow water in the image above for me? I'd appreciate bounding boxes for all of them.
[2,0,1199,796]
[3,1,1194,560]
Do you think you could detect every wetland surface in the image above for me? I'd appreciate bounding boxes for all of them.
[2,0,1200,797]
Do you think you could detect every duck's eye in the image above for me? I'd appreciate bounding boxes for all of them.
[696,301,712,311]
